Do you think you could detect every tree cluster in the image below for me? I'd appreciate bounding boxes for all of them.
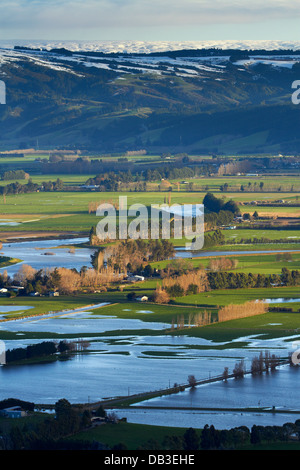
[5,340,79,365]
[92,239,175,273]
[162,270,209,297]
[86,166,197,191]
[0,178,64,196]
[1,170,28,181]
[204,210,234,230]
[207,267,300,290]
[204,229,225,248]
[203,192,240,215]
[3,398,93,450]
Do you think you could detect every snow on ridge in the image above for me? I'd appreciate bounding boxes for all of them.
[1,39,300,54]
[1,40,300,77]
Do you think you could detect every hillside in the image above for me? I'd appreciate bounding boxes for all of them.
[0,44,300,154]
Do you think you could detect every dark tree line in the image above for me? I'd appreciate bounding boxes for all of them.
[86,166,197,190]
[207,267,300,290]
[1,170,27,180]
[0,398,34,412]
[0,178,64,195]
[204,229,225,248]
[5,340,73,364]
[4,398,95,450]
[205,210,234,227]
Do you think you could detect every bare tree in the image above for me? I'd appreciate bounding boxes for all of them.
[188,375,197,388]
[233,360,245,379]
[13,264,37,286]
[222,367,229,381]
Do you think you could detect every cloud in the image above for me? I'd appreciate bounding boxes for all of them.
[0,0,300,37]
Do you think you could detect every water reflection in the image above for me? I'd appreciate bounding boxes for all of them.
[1,237,299,276]
[0,237,95,276]
[0,237,299,429]
[108,407,300,430]
[134,366,300,411]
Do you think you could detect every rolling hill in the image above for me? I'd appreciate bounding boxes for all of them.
[0,43,300,154]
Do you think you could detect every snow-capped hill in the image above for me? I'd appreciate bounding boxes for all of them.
[1,40,300,79]
[1,39,300,54]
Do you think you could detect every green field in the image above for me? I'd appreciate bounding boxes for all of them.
[69,421,198,450]
[171,285,300,306]
[151,252,300,274]
[223,228,300,241]
[0,187,299,235]
[68,420,300,450]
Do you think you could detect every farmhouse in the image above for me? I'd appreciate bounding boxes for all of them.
[0,406,27,418]
[49,291,60,297]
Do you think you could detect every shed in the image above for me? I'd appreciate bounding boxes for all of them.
[49,291,59,297]
[0,406,27,418]
[136,296,148,302]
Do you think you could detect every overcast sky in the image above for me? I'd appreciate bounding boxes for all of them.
[0,0,299,41]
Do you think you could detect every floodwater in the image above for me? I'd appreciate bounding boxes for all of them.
[0,237,299,430]
[108,406,300,430]
[263,298,300,304]
[0,237,95,276]
[1,236,299,276]
[0,304,299,431]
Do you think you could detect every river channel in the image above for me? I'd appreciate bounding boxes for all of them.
[1,236,300,276]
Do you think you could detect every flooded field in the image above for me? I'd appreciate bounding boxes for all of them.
[0,237,299,430]
[0,303,299,432]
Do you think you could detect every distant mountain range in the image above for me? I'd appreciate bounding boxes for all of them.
[0,41,300,154]
[2,39,300,53]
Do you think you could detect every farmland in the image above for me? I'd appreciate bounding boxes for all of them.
[0,149,300,451]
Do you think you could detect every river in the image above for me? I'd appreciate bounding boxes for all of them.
[1,237,300,277]
[0,237,95,276]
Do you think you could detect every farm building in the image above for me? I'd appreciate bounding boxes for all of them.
[0,406,27,418]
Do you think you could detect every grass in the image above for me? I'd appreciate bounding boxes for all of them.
[224,228,300,242]
[69,420,196,450]
[0,412,49,434]
[0,294,107,318]
[171,310,300,342]
[151,252,300,274]
[1,286,300,344]
[0,188,299,233]
[68,420,300,450]
[89,301,210,324]
[0,256,22,268]
[172,285,300,307]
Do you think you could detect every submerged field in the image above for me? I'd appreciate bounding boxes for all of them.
[1,285,300,341]
[0,160,299,444]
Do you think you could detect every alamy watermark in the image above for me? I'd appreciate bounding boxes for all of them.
[291,80,300,105]
[0,340,5,365]
[0,80,6,105]
[291,341,300,365]
[95,196,204,251]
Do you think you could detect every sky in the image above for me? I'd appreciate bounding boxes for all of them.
[0,0,299,42]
